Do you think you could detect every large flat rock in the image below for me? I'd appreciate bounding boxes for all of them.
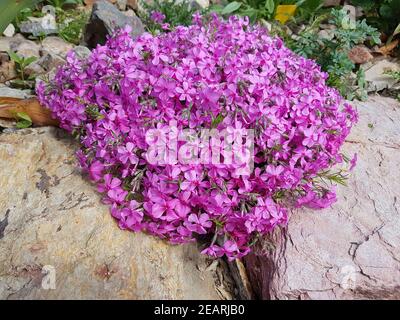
[0,128,234,299]
[244,96,400,300]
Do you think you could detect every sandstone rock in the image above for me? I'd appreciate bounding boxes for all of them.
[0,127,234,299]
[363,59,400,92]
[41,37,74,58]
[348,45,373,64]
[84,0,145,48]
[244,96,400,300]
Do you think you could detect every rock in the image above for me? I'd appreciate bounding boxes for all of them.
[73,46,91,60]
[0,118,16,130]
[25,38,79,77]
[84,0,118,7]
[244,96,400,300]
[117,0,127,11]
[343,5,357,23]
[191,0,210,9]
[0,38,11,52]
[24,61,46,77]
[3,24,15,38]
[0,86,32,99]
[19,16,57,37]
[0,127,235,299]
[0,53,17,83]
[124,9,136,17]
[10,37,41,59]
[41,37,74,59]
[19,6,58,37]
[318,29,334,41]
[363,59,400,92]
[348,45,373,64]
[127,0,138,10]
[319,23,337,31]
[355,6,364,18]
[40,53,65,70]
[84,0,145,48]
[25,52,66,78]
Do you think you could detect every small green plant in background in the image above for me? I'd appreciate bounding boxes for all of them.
[284,8,381,100]
[213,0,295,23]
[7,51,37,81]
[45,0,83,9]
[384,69,400,101]
[14,7,45,27]
[212,0,325,24]
[385,70,400,82]
[58,9,88,44]
[7,0,87,45]
[15,112,33,129]
[350,0,400,40]
[139,0,202,33]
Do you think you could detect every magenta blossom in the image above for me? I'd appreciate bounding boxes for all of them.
[150,11,166,24]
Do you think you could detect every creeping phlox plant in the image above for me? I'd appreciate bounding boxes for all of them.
[37,14,357,260]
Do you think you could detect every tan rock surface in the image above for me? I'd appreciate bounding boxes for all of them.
[0,127,234,299]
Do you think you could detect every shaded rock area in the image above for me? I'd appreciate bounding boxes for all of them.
[0,127,235,299]
[84,0,144,48]
[244,96,400,300]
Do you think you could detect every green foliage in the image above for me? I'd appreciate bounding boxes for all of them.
[0,0,41,33]
[45,0,83,9]
[317,169,348,186]
[212,0,324,23]
[285,8,381,100]
[384,69,400,101]
[86,104,105,120]
[14,6,45,28]
[350,0,400,36]
[214,0,285,22]
[385,69,400,81]
[139,0,201,33]
[58,9,88,44]
[15,112,33,129]
[7,51,37,81]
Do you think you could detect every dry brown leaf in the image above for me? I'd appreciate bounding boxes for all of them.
[378,39,399,56]
[0,97,58,126]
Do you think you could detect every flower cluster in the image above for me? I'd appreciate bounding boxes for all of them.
[37,14,357,260]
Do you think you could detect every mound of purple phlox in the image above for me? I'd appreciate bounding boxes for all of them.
[37,14,357,260]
